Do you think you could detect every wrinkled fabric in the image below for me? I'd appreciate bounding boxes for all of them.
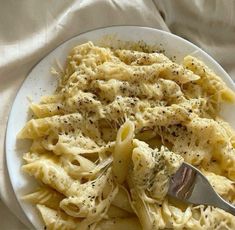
[0,0,234,229]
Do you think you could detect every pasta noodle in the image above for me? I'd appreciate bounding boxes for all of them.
[19,41,235,229]
[106,205,132,218]
[22,186,64,209]
[112,120,135,183]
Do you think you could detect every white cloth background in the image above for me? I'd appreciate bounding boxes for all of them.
[0,0,235,229]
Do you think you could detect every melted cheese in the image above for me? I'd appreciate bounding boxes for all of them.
[19,42,235,230]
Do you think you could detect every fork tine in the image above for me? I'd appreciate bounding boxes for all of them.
[168,163,196,200]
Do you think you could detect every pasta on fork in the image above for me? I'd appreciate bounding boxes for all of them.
[19,42,235,230]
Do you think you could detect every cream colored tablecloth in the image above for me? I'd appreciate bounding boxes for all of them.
[1,0,235,229]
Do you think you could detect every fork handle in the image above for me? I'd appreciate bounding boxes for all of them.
[213,193,235,216]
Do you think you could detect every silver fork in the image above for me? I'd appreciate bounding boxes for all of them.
[168,162,235,215]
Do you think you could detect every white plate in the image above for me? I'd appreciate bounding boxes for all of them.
[5,26,235,229]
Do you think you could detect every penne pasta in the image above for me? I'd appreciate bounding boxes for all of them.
[22,187,64,209]
[96,217,142,230]
[112,120,135,184]
[19,42,235,229]
[106,205,132,218]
